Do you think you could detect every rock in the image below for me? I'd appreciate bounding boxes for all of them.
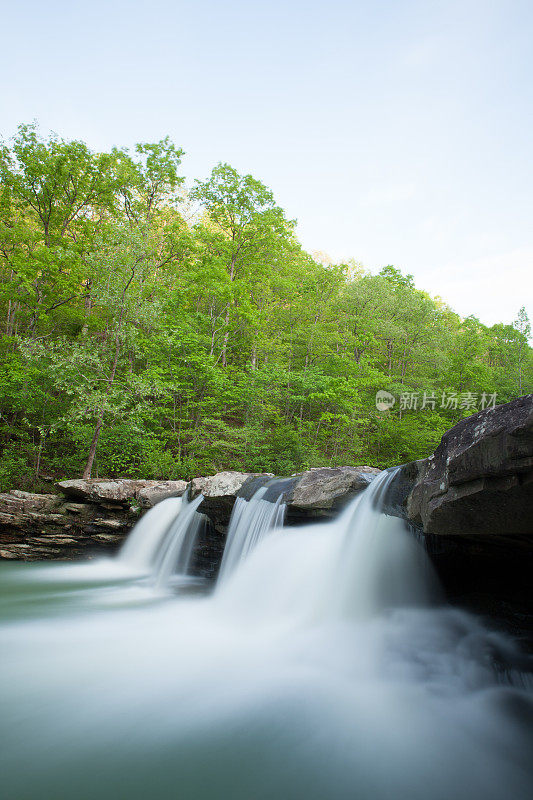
[407,394,533,537]
[26,512,69,526]
[186,467,382,531]
[0,549,19,559]
[0,486,136,561]
[189,471,268,499]
[56,479,140,504]
[0,491,59,514]
[137,480,188,507]
[92,518,125,529]
[0,511,20,527]
[28,536,78,545]
[189,472,273,530]
[63,503,91,514]
[56,478,188,507]
[287,466,381,518]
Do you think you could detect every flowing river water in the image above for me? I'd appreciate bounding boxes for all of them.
[1,470,532,800]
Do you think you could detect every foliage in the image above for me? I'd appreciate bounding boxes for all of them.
[0,124,531,487]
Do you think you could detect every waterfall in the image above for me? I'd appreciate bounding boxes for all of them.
[151,495,205,588]
[217,484,286,584]
[118,494,206,587]
[332,467,438,618]
[216,468,438,624]
[118,497,183,570]
[3,469,532,800]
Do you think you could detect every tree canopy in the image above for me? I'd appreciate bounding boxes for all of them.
[1,124,531,489]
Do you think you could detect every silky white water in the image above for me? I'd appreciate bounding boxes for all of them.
[217,484,286,584]
[118,493,206,590]
[119,496,184,570]
[0,471,531,800]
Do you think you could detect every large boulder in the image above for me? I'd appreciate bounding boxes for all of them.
[407,394,533,537]
[57,479,141,504]
[286,466,381,521]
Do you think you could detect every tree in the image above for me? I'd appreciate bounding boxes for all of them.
[190,163,293,366]
[514,306,531,394]
[1,124,531,488]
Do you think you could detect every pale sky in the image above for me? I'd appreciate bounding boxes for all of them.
[1,0,532,328]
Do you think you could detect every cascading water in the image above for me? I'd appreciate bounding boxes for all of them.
[217,483,286,584]
[118,494,206,588]
[332,467,439,618]
[151,495,206,587]
[118,496,183,570]
[1,470,532,800]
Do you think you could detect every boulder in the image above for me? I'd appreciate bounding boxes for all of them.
[189,472,274,530]
[56,479,142,504]
[407,394,533,537]
[189,471,270,499]
[286,466,381,519]
[137,481,188,507]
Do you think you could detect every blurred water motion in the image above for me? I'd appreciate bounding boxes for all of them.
[1,470,532,800]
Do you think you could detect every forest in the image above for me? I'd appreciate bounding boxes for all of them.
[0,123,531,490]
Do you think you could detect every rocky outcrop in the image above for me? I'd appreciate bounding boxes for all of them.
[0,467,382,560]
[0,479,188,560]
[57,479,187,507]
[187,467,382,530]
[407,394,533,538]
[0,489,137,560]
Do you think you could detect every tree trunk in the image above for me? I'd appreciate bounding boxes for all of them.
[82,414,104,479]
[35,431,47,479]
[81,266,134,479]
[220,256,237,367]
[221,306,230,367]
